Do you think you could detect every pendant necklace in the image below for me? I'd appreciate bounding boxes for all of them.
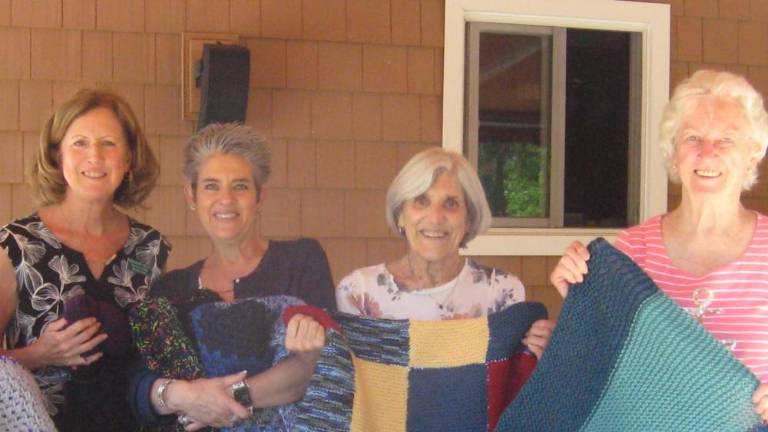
[407,256,464,311]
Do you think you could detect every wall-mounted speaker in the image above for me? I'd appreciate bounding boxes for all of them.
[197,43,250,130]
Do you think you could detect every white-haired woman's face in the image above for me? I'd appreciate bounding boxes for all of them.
[674,96,760,198]
[398,172,469,262]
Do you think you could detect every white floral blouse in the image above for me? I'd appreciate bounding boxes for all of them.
[336,259,525,320]
[0,213,170,423]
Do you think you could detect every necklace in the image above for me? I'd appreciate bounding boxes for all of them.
[404,257,464,311]
[422,277,460,310]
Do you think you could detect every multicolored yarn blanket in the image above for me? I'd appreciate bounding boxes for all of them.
[131,295,546,432]
[497,238,768,432]
[130,295,303,432]
[287,301,547,432]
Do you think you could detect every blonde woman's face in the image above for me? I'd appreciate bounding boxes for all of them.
[674,96,760,197]
[398,172,469,263]
[59,107,131,204]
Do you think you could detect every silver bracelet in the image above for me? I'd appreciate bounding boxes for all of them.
[156,379,175,410]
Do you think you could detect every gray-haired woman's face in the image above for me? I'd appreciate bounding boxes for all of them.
[187,153,263,245]
[673,96,759,197]
[397,172,469,262]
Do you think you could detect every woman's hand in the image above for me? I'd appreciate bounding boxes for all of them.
[164,371,251,429]
[523,319,554,359]
[285,314,325,356]
[549,241,591,298]
[28,317,107,370]
[752,383,768,422]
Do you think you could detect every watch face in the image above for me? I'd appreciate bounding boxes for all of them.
[232,381,252,407]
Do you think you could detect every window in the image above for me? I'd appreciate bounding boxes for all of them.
[443,0,670,255]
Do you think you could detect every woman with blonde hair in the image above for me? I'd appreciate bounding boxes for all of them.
[0,88,170,430]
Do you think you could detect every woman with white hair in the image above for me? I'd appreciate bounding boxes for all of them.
[336,148,553,357]
[550,70,768,419]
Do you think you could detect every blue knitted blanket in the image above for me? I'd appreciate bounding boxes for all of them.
[497,238,767,432]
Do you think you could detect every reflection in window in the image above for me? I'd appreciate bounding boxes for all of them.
[466,24,639,229]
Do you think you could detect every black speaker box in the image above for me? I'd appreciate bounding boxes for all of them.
[197,43,250,129]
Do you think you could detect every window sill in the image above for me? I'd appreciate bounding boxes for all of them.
[461,228,621,256]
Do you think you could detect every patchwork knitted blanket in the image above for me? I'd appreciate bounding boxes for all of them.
[497,238,767,432]
[132,295,546,432]
[288,301,547,432]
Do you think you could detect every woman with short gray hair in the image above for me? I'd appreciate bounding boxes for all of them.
[337,147,553,357]
[129,123,334,430]
[385,147,492,248]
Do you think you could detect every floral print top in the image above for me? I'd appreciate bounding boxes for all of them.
[336,259,525,320]
[0,213,170,430]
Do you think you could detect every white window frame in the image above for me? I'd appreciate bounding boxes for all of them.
[444,0,670,256]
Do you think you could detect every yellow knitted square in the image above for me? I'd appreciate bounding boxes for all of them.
[350,356,408,432]
[408,316,489,368]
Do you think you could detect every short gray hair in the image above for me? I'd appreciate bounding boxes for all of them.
[659,69,768,190]
[385,147,492,247]
[183,123,271,188]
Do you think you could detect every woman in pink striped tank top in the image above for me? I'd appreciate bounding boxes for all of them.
[550,70,768,421]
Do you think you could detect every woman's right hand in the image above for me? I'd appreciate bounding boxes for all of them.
[164,371,251,429]
[29,317,107,369]
[549,241,590,298]
[285,313,325,356]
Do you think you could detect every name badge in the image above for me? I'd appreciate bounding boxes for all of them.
[128,258,152,277]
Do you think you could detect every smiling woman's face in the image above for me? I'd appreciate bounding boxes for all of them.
[398,172,469,263]
[674,96,760,198]
[59,106,131,204]
[187,152,262,245]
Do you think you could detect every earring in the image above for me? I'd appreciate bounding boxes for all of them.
[397,225,405,236]
[190,205,196,211]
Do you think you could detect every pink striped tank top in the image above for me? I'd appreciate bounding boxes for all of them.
[615,213,768,383]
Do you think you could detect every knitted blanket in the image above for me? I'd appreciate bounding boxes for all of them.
[0,356,57,431]
[497,238,767,432]
[132,296,546,432]
[130,296,302,432]
[288,301,547,432]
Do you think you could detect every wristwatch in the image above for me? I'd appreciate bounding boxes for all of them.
[231,380,253,409]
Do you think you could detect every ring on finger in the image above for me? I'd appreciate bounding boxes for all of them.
[230,414,239,424]
[178,414,192,426]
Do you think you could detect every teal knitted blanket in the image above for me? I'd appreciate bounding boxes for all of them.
[497,238,767,432]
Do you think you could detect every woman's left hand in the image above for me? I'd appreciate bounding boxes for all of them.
[285,314,325,355]
[164,372,250,429]
[523,319,554,359]
[752,383,768,421]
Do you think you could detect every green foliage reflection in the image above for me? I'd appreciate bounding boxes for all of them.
[479,142,546,218]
